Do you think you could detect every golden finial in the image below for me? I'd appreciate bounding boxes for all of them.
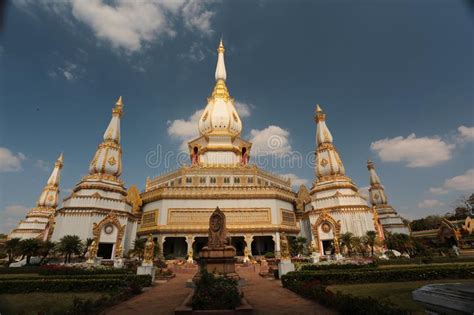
[56,152,64,167]
[314,104,326,122]
[113,96,123,117]
[367,159,375,170]
[217,38,225,54]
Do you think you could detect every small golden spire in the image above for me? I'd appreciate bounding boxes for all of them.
[315,104,326,122]
[367,159,375,170]
[217,38,225,54]
[113,96,123,117]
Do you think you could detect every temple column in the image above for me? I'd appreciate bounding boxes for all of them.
[244,234,253,261]
[274,232,281,258]
[157,235,165,259]
[186,235,195,262]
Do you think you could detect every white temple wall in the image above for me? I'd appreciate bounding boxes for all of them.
[308,211,375,238]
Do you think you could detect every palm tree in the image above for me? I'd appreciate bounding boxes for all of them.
[364,231,377,256]
[38,240,56,264]
[340,232,354,256]
[57,235,83,263]
[19,238,41,265]
[5,238,21,264]
[351,236,366,256]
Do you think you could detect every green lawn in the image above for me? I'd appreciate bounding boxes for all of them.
[0,292,107,315]
[328,279,474,314]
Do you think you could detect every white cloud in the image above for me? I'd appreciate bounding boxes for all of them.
[0,148,26,172]
[429,169,474,195]
[16,0,218,53]
[35,159,51,171]
[371,133,454,167]
[457,126,474,143]
[179,42,206,62]
[282,173,309,188]
[0,205,29,234]
[417,199,445,209]
[167,101,252,151]
[48,61,84,81]
[249,125,292,156]
[429,187,448,195]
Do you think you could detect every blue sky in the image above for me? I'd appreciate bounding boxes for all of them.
[0,0,473,234]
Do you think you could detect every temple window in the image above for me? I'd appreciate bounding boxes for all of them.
[234,177,240,184]
[223,177,230,184]
[199,177,207,184]
[186,177,192,184]
[247,177,254,184]
[210,177,217,184]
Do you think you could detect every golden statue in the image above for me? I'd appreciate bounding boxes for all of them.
[280,232,290,259]
[142,234,154,266]
[86,239,98,263]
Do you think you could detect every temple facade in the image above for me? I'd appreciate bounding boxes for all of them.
[300,105,384,256]
[367,160,410,235]
[51,97,139,260]
[138,40,298,259]
[9,154,63,241]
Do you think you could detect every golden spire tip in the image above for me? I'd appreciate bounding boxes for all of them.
[116,96,123,107]
[316,104,322,112]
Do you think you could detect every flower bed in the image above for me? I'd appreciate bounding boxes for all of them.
[38,264,132,275]
[300,263,377,271]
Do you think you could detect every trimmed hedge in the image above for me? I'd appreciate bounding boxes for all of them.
[1,274,142,281]
[376,256,474,265]
[0,266,41,274]
[300,263,377,271]
[283,278,403,315]
[0,275,152,294]
[38,265,132,276]
[282,264,474,286]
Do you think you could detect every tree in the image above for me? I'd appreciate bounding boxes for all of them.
[5,238,21,264]
[38,240,56,264]
[351,236,366,256]
[410,215,442,231]
[363,231,377,256]
[19,238,41,265]
[57,235,83,263]
[340,232,354,256]
[289,237,307,257]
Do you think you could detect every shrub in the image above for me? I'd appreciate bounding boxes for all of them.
[300,263,377,271]
[0,266,41,274]
[192,270,241,310]
[283,278,403,315]
[264,252,275,259]
[39,265,132,276]
[282,264,474,286]
[0,275,151,294]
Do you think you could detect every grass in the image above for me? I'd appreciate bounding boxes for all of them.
[328,279,474,314]
[0,292,107,315]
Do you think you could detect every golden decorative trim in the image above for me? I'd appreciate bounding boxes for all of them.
[92,212,126,258]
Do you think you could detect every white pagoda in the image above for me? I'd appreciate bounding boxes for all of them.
[301,105,384,256]
[367,160,410,235]
[139,40,298,259]
[51,97,139,260]
[9,153,63,241]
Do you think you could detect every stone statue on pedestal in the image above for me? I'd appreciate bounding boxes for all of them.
[193,207,239,282]
[86,239,98,264]
[142,234,154,266]
[280,232,290,259]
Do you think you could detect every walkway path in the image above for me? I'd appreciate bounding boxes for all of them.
[105,267,335,315]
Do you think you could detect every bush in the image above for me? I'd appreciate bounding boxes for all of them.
[264,252,275,259]
[0,266,41,274]
[0,275,151,294]
[300,263,377,271]
[283,278,403,315]
[282,264,474,286]
[192,270,241,310]
[39,265,132,276]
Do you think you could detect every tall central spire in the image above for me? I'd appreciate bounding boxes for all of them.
[215,39,227,81]
[37,153,64,209]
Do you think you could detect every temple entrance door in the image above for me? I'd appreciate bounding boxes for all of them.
[231,237,245,256]
[321,240,334,255]
[193,237,208,257]
[97,243,114,259]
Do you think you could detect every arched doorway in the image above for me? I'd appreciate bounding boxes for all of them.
[163,237,187,258]
[252,236,275,256]
[231,237,245,256]
[192,237,208,258]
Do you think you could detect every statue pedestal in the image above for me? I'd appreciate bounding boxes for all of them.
[193,245,239,282]
[310,252,320,263]
[113,258,124,268]
[137,265,156,282]
[278,259,295,277]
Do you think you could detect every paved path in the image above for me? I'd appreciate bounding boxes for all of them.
[105,268,335,315]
